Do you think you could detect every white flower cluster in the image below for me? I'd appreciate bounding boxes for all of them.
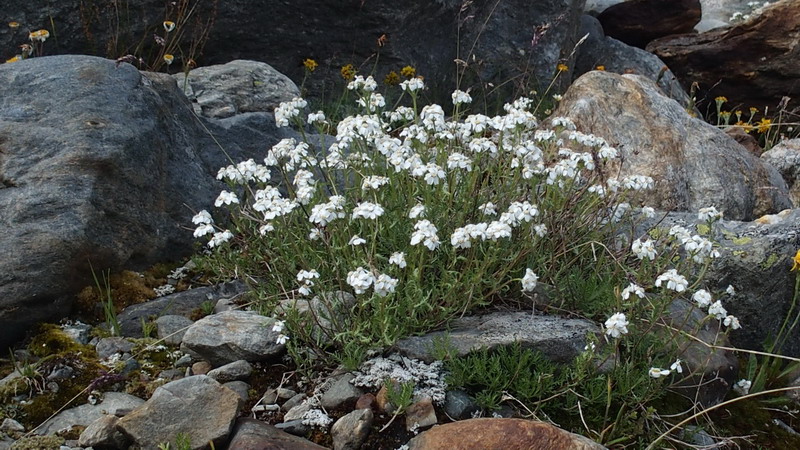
[400,77,425,92]
[604,312,629,338]
[309,195,346,226]
[410,220,440,251]
[631,238,657,261]
[274,97,307,127]
[347,75,378,92]
[265,138,317,172]
[691,288,740,329]
[655,269,688,292]
[346,267,398,297]
[217,158,271,184]
[521,269,538,292]
[649,360,683,379]
[297,269,320,296]
[352,202,385,220]
[351,354,447,404]
[451,89,472,105]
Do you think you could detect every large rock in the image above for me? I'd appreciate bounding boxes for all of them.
[117,375,242,450]
[35,392,144,435]
[597,0,701,48]
[0,0,587,107]
[395,311,599,364]
[406,418,606,449]
[646,210,800,357]
[181,310,285,366]
[554,71,791,220]
[648,0,800,112]
[228,418,327,450]
[573,15,692,108]
[0,55,295,350]
[175,60,300,119]
[761,139,800,207]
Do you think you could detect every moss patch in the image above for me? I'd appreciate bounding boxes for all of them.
[731,236,752,246]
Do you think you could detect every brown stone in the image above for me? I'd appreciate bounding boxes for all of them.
[405,397,438,431]
[228,418,327,450]
[554,70,791,220]
[355,393,376,411]
[406,418,606,450]
[598,0,701,48]
[192,361,212,375]
[725,127,763,156]
[648,0,800,112]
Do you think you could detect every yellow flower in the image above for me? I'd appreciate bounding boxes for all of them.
[749,107,758,114]
[303,58,318,72]
[595,65,605,71]
[340,64,356,81]
[400,65,416,79]
[719,111,731,120]
[5,55,21,63]
[28,29,49,42]
[383,70,400,86]
[792,250,800,272]
[757,117,772,133]
[163,54,174,65]
[557,63,568,72]
[715,96,728,103]
[163,21,176,32]
[735,121,753,133]
[8,21,20,29]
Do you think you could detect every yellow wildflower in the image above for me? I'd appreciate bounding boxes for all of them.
[163,21,176,32]
[340,64,356,81]
[384,70,400,86]
[792,249,800,271]
[163,54,174,65]
[715,96,727,103]
[757,117,772,133]
[8,21,20,28]
[5,55,21,63]
[303,58,318,72]
[28,29,49,42]
[749,107,758,114]
[400,65,416,79]
[735,121,753,133]
[557,63,568,72]
[595,65,605,71]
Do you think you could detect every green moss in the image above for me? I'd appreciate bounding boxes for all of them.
[696,223,710,235]
[9,435,64,450]
[712,398,800,449]
[28,325,88,358]
[762,253,781,269]
[731,236,752,245]
[733,250,747,257]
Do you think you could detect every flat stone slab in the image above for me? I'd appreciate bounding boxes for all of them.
[36,392,144,435]
[181,310,284,366]
[395,311,599,363]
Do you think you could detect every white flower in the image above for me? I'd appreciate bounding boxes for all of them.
[362,176,389,191]
[348,235,367,246]
[208,230,233,248]
[423,163,446,185]
[485,221,512,240]
[347,267,375,295]
[214,190,240,207]
[604,312,629,338]
[478,202,497,216]
[723,315,741,330]
[450,227,473,249]
[670,359,683,374]
[409,204,426,219]
[621,283,645,300]
[352,202,385,220]
[259,223,275,235]
[307,111,326,124]
[726,285,736,296]
[276,334,290,345]
[272,320,285,333]
[733,379,751,395]
[389,252,407,268]
[655,269,688,293]
[708,300,728,320]
[692,289,712,308]
[631,238,657,261]
[640,206,656,219]
[451,89,472,105]
[274,97,308,127]
[297,270,320,282]
[374,274,399,297]
[447,153,472,171]
[309,228,323,241]
[533,224,547,237]
[698,206,723,222]
[410,220,440,251]
[521,269,538,292]
[309,196,346,226]
[649,368,671,379]
[400,77,425,92]
[193,223,215,238]
[192,210,213,225]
